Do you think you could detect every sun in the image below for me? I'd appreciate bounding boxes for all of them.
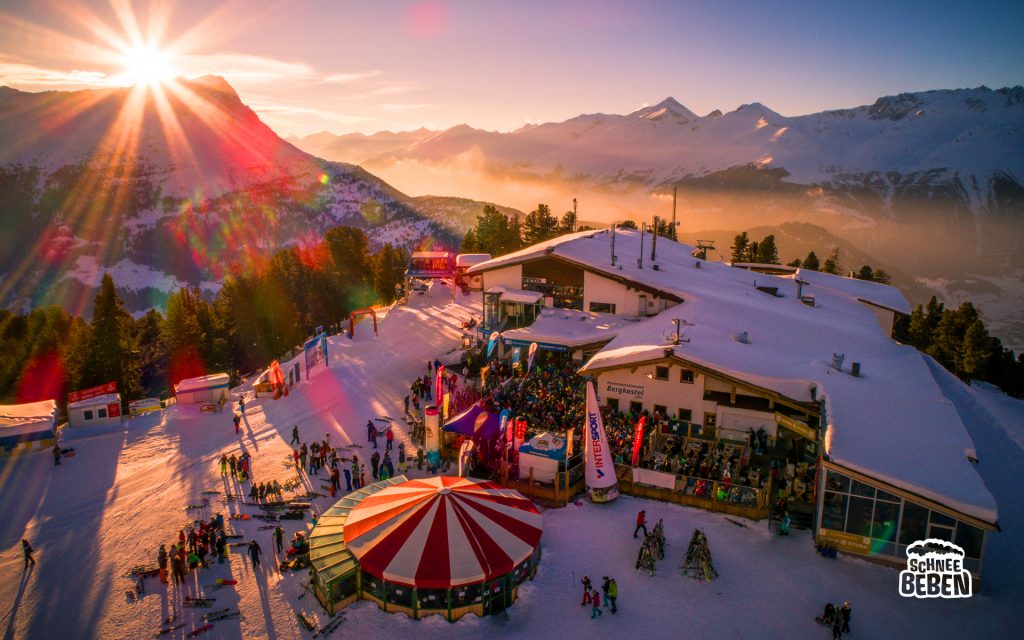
[118,44,177,87]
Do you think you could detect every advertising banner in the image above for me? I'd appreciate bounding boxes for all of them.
[486,331,499,359]
[631,416,647,467]
[527,342,538,374]
[424,405,441,468]
[584,382,619,502]
[68,381,117,404]
[129,398,161,416]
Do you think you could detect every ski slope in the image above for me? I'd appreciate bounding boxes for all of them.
[1,282,1022,640]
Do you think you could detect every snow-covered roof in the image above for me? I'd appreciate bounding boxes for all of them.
[174,373,230,393]
[0,399,58,428]
[791,268,911,315]
[467,230,604,274]
[500,308,637,348]
[455,253,492,268]
[411,251,452,259]
[486,286,543,305]
[68,393,120,409]
[554,229,996,524]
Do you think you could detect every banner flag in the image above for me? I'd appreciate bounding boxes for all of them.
[499,409,512,443]
[584,382,619,502]
[511,347,522,369]
[631,416,647,467]
[527,342,538,374]
[435,365,445,408]
[486,331,499,359]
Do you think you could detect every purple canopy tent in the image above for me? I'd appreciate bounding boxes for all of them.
[443,403,503,439]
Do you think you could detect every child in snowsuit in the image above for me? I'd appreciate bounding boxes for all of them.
[248,540,262,568]
[585,587,602,618]
[158,544,169,584]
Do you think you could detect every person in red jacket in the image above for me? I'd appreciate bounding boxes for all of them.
[633,510,648,539]
[385,427,395,451]
[585,586,602,619]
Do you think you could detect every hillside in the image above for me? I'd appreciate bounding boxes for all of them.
[0,78,503,316]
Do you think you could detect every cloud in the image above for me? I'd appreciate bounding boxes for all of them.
[906,539,964,557]
[0,58,121,88]
[320,70,382,84]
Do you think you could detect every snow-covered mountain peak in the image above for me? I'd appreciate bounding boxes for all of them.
[632,97,698,123]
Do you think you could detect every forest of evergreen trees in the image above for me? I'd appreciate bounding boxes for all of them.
[0,227,407,405]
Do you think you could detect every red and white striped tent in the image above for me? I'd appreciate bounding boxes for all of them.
[343,476,542,589]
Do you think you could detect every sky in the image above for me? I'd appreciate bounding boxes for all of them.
[0,0,1022,137]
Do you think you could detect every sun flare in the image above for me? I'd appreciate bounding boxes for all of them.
[118,44,176,87]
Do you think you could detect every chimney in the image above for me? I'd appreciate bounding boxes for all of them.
[832,353,845,371]
[610,224,617,266]
[651,215,659,263]
[638,223,645,269]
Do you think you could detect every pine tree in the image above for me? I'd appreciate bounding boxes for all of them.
[618,220,638,230]
[906,305,932,349]
[787,258,802,268]
[961,319,991,378]
[372,244,408,304]
[873,269,891,285]
[83,273,139,399]
[559,209,577,234]
[133,309,168,397]
[461,228,478,252]
[755,235,779,264]
[857,265,875,281]
[745,241,759,263]
[822,248,841,275]
[802,251,820,271]
[522,204,559,245]
[730,233,749,263]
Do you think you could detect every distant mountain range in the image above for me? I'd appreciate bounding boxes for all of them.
[0,76,514,315]
[292,87,1024,349]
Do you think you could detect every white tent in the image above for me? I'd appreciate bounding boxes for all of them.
[1,399,58,454]
[174,373,230,405]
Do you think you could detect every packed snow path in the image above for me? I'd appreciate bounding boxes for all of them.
[1,284,1022,639]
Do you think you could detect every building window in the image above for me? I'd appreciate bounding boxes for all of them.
[607,398,619,413]
[678,408,692,422]
[84,410,94,421]
[654,366,669,381]
[821,492,848,531]
[653,404,667,418]
[680,369,695,384]
[629,401,643,414]
[98,408,107,419]
[589,302,616,314]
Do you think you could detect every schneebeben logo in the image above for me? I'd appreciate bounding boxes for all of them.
[898,539,972,598]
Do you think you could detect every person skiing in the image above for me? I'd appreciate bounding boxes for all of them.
[219,454,228,476]
[247,539,262,568]
[299,443,308,470]
[608,578,618,614]
[52,443,62,466]
[366,420,375,444]
[273,526,284,554]
[343,464,352,491]
[840,602,851,633]
[634,510,648,539]
[385,426,394,451]
[233,413,241,434]
[600,576,611,607]
[370,423,378,449]
[371,451,381,480]
[22,538,35,568]
[158,544,169,584]
[398,443,407,473]
[238,395,245,415]
[291,424,300,446]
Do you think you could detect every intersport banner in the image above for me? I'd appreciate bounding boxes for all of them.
[435,365,445,409]
[584,381,619,503]
[631,416,647,467]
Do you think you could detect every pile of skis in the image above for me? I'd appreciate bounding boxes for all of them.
[635,518,666,576]
[681,528,718,582]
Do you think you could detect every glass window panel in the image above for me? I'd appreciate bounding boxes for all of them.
[928,525,954,542]
[385,582,413,607]
[451,583,481,606]
[875,488,900,502]
[955,523,984,559]
[417,588,448,610]
[929,511,955,527]
[655,366,669,380]
[845,496,874,537]
[825,470,850,493]
[821,492,848,531]
[899,502,928,545]
[680,369,695,384]
[871,541,897,557]
[871,501,900,542]
[362,570,384,599]
[850,479,875,498]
